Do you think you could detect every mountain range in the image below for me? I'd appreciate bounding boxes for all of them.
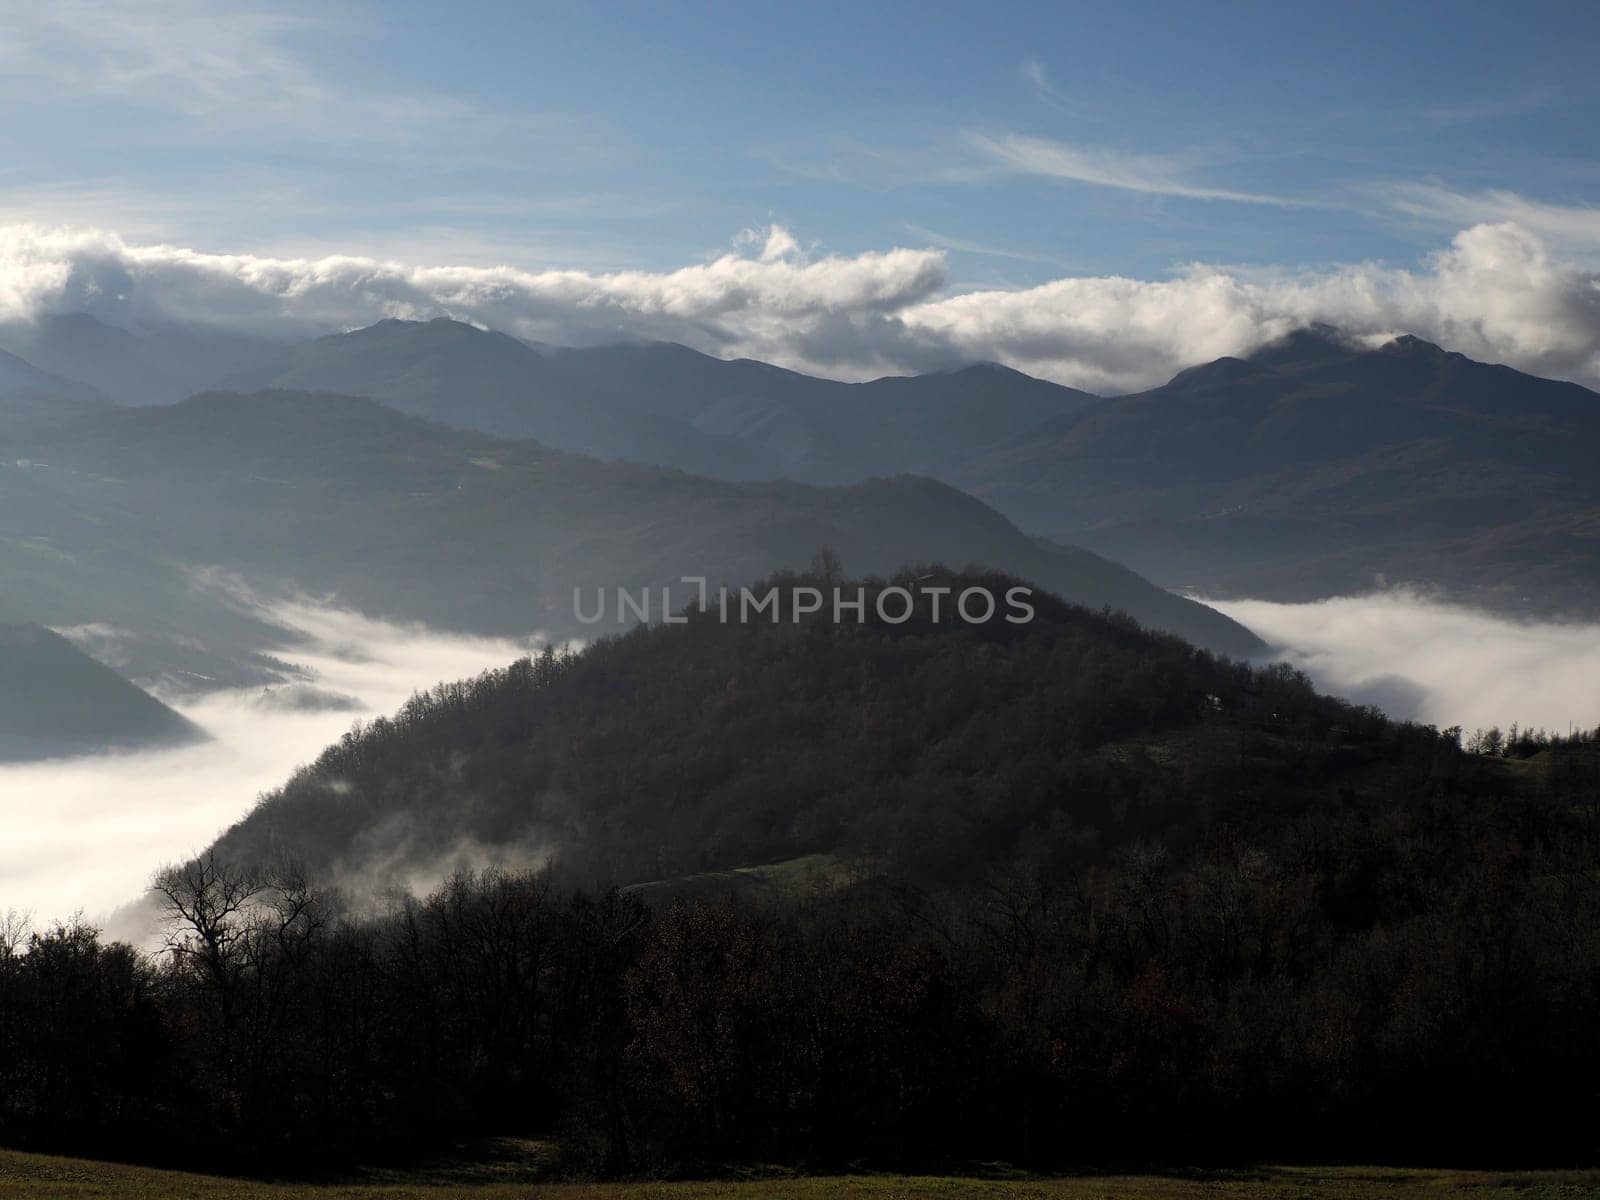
[0,383,1263,697]
[952,327,1600,614]
[216,317,1101,484]
[5,312,1594,620]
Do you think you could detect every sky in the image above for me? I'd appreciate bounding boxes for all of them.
[1,0,1599,392]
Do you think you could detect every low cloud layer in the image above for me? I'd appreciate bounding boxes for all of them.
[2,220,1600,393]
[1209,591,1600,735]
[0,601,535,931]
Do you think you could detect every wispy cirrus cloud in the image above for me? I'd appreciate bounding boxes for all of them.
[901,223,1074,268]
[0,0,321,112]
[1020,60,1091,120]
[967,131,1303,206]
[1380,182,1600,250]
[0,0,612,161]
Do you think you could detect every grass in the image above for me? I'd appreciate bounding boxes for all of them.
[3,1147,1600,1200]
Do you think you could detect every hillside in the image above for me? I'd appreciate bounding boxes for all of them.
[0,623,201,760]
[43,565,1588,1173]
[958,327,1600,615]
[212,565,1277,887]
[204,564,1522,895]
[0,389,1262,671]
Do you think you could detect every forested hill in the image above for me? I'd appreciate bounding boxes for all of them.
[216,564,1451,895]
[17,568,1600,1172]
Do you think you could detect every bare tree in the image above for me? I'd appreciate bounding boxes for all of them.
[0,907,31,959]
[153,851,264,985]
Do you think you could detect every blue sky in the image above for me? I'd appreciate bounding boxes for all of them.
[2,1,1599,394]
[3,0,1597,279]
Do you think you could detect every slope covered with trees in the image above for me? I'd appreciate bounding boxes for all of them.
[2,568,1598,1174]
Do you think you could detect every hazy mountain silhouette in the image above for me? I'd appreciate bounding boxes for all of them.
[11,310,1593,618]
[0,622,202,760]
[222,318,1098,482]
[0,312,279,406]
[156,313,1600,617]
[0,344,108,430]
[958,327,1600,615]
[544,339,1098,482]
[0,388,1263,666]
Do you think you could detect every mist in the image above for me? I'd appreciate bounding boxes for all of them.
[1209,591,1600,734]
[0,600,537,931]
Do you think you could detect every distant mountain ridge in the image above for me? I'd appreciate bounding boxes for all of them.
[8,310,1593,618]
[955,327,1600,615]
[0,343,109,430]
[5,313,1098,484]
[216,317,1100,484]
[0,387,1265,680]
[0,313,280,406]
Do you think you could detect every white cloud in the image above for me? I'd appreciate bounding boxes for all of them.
[1382,182,1600,250]
[0,220,949,358]
[967,132,1299,206]
[1207,591,1600,735]
[901,221,1600,392]
[3,219,1600,394]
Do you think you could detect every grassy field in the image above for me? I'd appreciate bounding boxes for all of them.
[3,1148,1600,1200]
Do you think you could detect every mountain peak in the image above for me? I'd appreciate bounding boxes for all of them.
[1378,332,1451,359]
[1244,324,1360,367]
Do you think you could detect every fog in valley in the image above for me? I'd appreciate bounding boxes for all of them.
[1211,590,1600,735]
[0,600,536,930]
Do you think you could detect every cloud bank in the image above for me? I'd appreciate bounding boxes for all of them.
[0,601,536,931]
[1209,591,1600,734]
[2,220,1600,393]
